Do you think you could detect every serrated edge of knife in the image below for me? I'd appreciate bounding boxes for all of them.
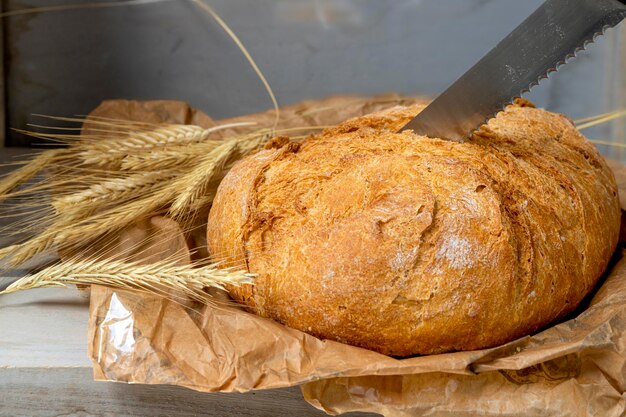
[466,23,617,140]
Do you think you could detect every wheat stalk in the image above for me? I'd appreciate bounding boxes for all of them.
[104,125,209,147]
[589,139,626,148]
[191,0,279,129]
[1,116,312,267]
[576,109,626,130]
[0,258,254,303]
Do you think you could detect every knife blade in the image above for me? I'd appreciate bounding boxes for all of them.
[402,0,626,142]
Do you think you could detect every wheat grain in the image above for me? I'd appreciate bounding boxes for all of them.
[0,244,19,261]
[6,233,58,266]
[0,258,254,303]
[168,140,238,218]
[120,150,202,171]
[119,141,221,171]
[4,186,175,266]
[166,130,273,221]
[77,122,256,166]
[1,140,245,264]
[0,150,61,201]
[121,129,273,172]
[52,171,174,213]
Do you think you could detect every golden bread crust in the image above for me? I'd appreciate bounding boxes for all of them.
[207,103,620,356]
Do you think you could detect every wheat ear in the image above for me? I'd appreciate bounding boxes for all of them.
[0,244,19,261]
[77,122,255,167]
[5,190,174,266]
[52,171,176,213]
[0,150,61,201]
[168,140,239,218]
[119,142,221,171]
[5,161,204,265]
[5,232,60,266]
[120,129,270,172]
[0,258,254,303]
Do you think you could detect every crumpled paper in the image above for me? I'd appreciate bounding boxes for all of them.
[86,96,626,416]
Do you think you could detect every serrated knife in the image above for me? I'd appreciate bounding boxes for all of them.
[402,0,626,142]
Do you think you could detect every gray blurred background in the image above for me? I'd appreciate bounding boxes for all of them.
[2,0,625,159]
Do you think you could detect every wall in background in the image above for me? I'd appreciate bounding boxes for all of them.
[2,0,624,158]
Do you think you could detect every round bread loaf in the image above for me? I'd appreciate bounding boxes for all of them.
[207,101,620,356]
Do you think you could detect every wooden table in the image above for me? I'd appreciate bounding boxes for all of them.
[0,287,375,417]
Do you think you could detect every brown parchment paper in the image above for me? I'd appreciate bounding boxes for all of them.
[86,96,626,416]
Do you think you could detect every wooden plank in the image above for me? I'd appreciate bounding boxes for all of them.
[0,367,376,417]
[0,287,376,416]
[0,288,91,368]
